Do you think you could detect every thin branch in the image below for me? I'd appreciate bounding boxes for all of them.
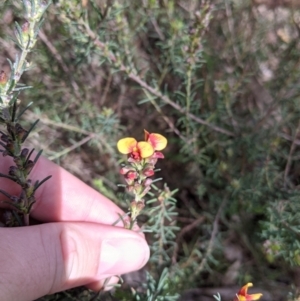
[48,134,95,160]
[283,121,300,187]
[127,72,235,136]
[25,111,117,166]
[172,216,205,264]
[38,30,70,74]
[38,30,81,99]
[191,198,227,279]
[224,0,241,67]
[150,16,165,41]
[143,90,187,142]
[100,72,113,106]
[81,20,235,137]
[278,132,300,146]
[26,111,90,134]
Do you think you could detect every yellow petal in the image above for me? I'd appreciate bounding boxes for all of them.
[117,137,137,154]
[239,283,252,296]
[248,293,263,301]
[137,141,154,158]
[148,133,167,151]
[237,283,262,301]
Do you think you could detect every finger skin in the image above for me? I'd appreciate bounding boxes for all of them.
[0,155,149,299]
[0,155,125,225]
[0,222,149,301]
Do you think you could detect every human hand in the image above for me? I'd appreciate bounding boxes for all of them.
[0,156,150,301]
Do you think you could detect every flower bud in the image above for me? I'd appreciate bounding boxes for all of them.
[125,170,138,180]
[120,166,131,175]
[15,21,29,47]
[125,177,135,185]
[20,148,29,159]
[11,195,22,205]
[16,123,28,141]
[132,183,143,195]
[13,156,22,166]
[127,185,135,193]
[19,178,32,190]
[9,166,19,177]
[130,200,145,220]
[158,195,164,202]
[6,141,15,154]
[22,21,29,34]
[152,151,164,159]
[24,160,35,174]
[0,70,8,88]
[144,178,153,187]
[147,158,158,165]
[143,168,154,177]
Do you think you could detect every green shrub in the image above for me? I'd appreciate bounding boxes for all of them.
[1,0,300,300]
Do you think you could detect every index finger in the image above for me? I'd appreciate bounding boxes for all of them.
[0,155,125,225]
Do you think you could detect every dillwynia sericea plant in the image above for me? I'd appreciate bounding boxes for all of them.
[117,130,167,229]
[0,0,51,227]
[116,131,264,301]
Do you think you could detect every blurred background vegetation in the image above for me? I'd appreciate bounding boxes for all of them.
[1,0,300,300]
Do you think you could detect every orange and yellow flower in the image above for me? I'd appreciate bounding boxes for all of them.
[117,137,154,159]
[234,283,263,301]
[144,130,167,151]
[117,130,167,160]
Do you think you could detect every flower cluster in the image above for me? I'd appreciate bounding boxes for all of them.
[234,283,263,301]
[117,130,167,227]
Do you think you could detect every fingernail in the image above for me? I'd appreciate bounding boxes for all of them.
[98,237,149,276]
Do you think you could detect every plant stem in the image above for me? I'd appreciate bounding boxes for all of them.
[79,19,235,137]
[24,213,29,226]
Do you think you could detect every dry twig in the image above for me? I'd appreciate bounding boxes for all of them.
[283,121,300,187]
[191,198,227,279]
[81,21,235,137]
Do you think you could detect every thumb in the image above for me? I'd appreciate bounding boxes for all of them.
[0,222,149,301]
